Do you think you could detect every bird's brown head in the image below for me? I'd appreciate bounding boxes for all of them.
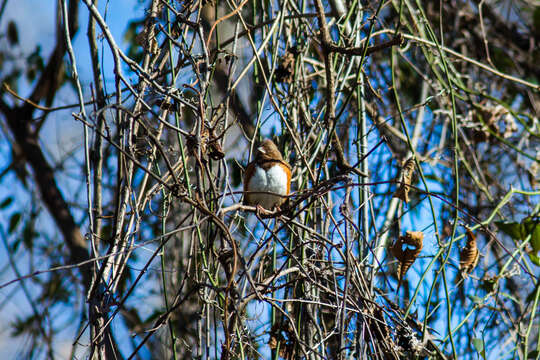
[255,139,284,163]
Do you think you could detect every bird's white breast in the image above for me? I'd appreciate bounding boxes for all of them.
[247,164,288,209]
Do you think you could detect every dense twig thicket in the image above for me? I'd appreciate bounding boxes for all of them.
[0,0,539,359]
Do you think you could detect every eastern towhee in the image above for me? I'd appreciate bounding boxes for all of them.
[243,139,291,210]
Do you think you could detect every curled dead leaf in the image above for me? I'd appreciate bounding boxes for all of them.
[469,104,509,143]
[460,228,479,276]
[390,231,423,291]
[268,334,278,350]
[393,157,416,203]
[275,47,299,84]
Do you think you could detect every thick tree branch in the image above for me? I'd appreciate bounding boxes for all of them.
[2,104,91,288]
[0,0,89,288]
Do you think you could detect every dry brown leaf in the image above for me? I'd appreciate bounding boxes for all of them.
[268,334,278,350]
[459,228,479,275]
[275,47,298,84]
[393,157,416,203]
[371,307,390,342]
[390,231,424,291]
[470,104,508,142]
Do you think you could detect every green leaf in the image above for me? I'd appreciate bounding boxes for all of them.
[26,67,37,82]
[8,212,22,234]
[522,219,540,253]
[26,45,44,72]
[533,7,540,33]
[495,221,524,240]
[22,221,36,249]
[38,274,70,303]
[491,46,513,73]
[495,219,540,266]
[7,20,18,46]
[529,252,540,266]
[0,196,13,209]
[11,238,20,252]
[10,314,40,337]
[472,338,486,359]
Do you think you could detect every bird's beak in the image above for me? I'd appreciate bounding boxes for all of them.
[257,146,266,154]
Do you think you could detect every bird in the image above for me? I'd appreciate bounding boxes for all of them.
[243,139,291,211]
